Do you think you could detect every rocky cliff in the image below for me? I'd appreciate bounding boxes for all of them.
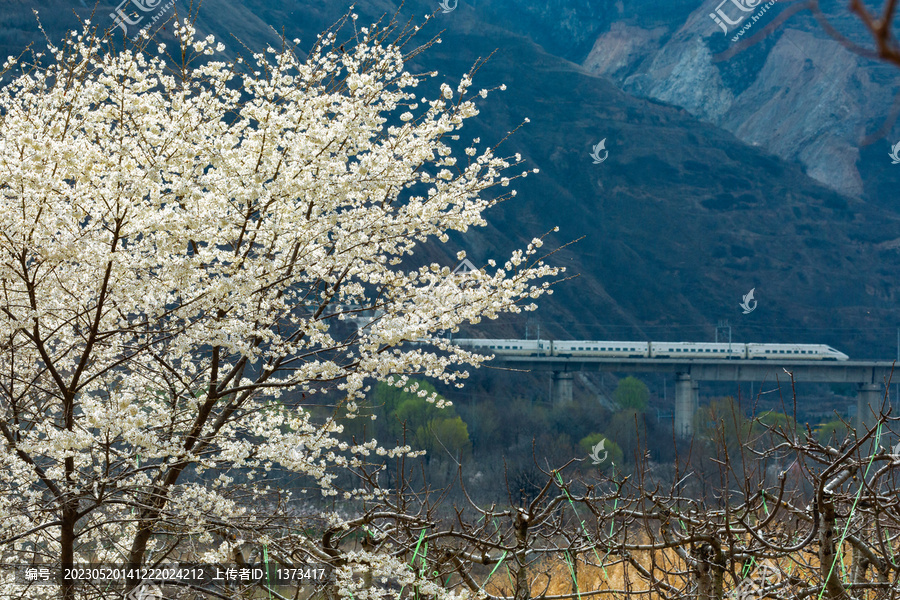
[582,0,900,199]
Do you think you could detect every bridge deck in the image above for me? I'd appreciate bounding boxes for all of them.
[488,357,897,383]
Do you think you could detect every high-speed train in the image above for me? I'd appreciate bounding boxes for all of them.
[451,339,850,361]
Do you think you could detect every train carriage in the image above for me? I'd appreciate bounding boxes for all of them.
[552,341,649,358]
[650,342,745,359]
[450,338,549,356]
[746,343,848,361]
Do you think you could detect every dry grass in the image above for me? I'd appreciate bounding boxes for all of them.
[482,543,863,599]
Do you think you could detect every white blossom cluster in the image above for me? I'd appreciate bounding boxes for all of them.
[333,549,464,600]
[0,15,559,599]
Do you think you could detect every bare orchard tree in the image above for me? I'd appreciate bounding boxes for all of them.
[0,8,562,599]
[284,449,626,600]
[569,388,900,600]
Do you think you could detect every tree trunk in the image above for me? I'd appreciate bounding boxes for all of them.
[60,498,77,600]
[692,543,724,600]
[514,510,530,600]
[818,495,851,600]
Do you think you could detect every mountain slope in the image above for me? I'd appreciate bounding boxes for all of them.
[1,0,899,359]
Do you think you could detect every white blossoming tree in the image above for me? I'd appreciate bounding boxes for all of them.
[0,10,560,599]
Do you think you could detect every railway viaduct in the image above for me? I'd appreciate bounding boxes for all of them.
[487,355,897,438]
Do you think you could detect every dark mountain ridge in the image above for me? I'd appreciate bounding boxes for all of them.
[1,0,898,359]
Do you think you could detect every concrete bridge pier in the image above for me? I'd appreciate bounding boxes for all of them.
[856,383,885,433]
[675,373,699,438]
[551,371,574,404]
